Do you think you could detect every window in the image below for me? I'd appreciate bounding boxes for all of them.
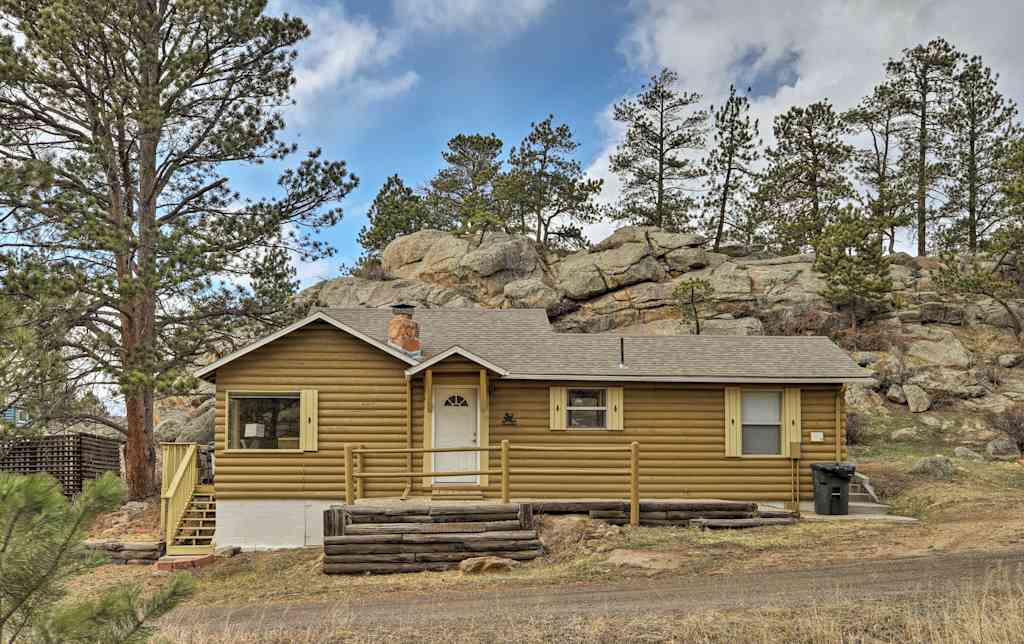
[444,394,469,407]
[228,393,301,450]
[566,388,608,429]
[741,391,782,455]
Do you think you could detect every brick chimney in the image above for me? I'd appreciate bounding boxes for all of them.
[387,304,422,358]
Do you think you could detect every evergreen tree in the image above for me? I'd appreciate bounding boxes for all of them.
[609,68,706,231]
[0,1,357,497]
[940,53,1020,251]
[845,84,914,253]
[672,278,714,335]
[700,85,761,251]
[757,101,855,254]
[426,133,506,237]
[0,472,192,642]
[814,206,893,329]
[357,175,453,259]
[505,115,603,249]
[885,37,959,255]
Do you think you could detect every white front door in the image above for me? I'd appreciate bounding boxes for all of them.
[433,386,479,484]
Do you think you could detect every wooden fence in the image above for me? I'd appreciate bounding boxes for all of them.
[0,433,121,496]
[344,440,641,527]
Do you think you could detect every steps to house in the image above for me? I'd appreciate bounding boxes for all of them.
[169,487,215,554]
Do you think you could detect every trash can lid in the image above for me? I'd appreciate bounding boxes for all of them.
[810,462,856,478]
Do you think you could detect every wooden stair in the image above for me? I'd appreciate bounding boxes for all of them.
[169,485,215,554]
[430,487,485,501]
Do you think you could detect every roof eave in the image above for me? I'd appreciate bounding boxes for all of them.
[501,373,873,384]
[404,346,510,378]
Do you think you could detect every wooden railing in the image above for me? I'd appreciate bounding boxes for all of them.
[345,440,641,527]
[160,443,198,546]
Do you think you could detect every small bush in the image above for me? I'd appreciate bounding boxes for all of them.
[343,257,390,280]
[986,405,1024,453]
[759,304,842,337]
[845,413,867,445]
[832,327,895,352]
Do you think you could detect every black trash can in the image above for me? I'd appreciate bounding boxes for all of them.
[810,462,856,515]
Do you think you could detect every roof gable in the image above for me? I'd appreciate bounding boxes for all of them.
[194,311,418,381]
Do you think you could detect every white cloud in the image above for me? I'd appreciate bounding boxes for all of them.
[393,0,551,37]
[584,0,1024,244]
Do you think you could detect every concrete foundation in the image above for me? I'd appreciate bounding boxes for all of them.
[215,499,341,549]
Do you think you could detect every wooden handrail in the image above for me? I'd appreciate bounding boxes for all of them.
[343,440,641,526]
[160,443,198,546]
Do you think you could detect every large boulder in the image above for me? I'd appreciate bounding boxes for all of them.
[685,262,754,301]
[953,446,984,462]
[308,276,479,309]
[906,369,989,400]
[663,247,727,273]
[886,384,907,405]
[553,281,675,332]
[910,455,955,479]
[904,338,973,369]
[999,354,1023,369]
[902,384,931,413]
[701,317,764,336]
[919,301,965,325]
[458,556,520,575]
[557,242,666,300]
[456,234,543,296]
[381,230,455,278]
[503,278,563,313]
[986,438,1022,461]
[741,255,826,306]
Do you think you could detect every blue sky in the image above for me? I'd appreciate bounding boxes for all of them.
[235,0,1024,286]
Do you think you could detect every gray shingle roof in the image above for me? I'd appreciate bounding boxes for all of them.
[321,308,871,383]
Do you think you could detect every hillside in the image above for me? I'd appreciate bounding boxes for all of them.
[301,227,1024,449]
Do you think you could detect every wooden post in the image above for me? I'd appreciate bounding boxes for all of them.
[344,443,354,505]
[629,441,639,528]
[355,444,364,501]
[500,440,510,503]
[404,378,413,498]
[423,369,433,488]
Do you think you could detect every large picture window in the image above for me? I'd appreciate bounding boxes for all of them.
[566,388,608,429]
[228,393,301,450]
[741,391,782,455]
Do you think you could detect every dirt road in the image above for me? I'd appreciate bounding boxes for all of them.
[179,549,1024,634]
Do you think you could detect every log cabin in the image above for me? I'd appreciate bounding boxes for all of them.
[165,305,871,551]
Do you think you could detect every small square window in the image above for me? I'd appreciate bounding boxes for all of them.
[228,393,300,450]
[566,388,608,429]
[741,391,782,456]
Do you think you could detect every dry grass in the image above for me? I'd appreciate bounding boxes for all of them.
[157,569,1024,643]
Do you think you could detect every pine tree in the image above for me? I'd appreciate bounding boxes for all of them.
[885,37,959,256]
[609,68,706,231]
[672,278,714,335]
[427,133,506,237]
[700,85,761,251]
[940,54,1020,251]
[0,1,357,497]
[357,175,453,259]
[0,472,192,642]
[814,206,893,329]
[845,84,914,253]
[757,101,855,254]
[505,115,603,249]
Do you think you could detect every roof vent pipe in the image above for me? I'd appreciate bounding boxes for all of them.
[619,337,625,369]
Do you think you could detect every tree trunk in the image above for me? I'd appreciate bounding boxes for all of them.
[916,103,928,256]
[124,395,156,499]
[968,133,978,252]
[714,165,732,252]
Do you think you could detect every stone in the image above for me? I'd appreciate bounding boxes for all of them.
[503,278,562,312]
[381,229,454,277]
[845,383,886,411]
[686,262,753,301]
[176,406,215,444]
[998,354,1023,369]
[906,369,989,400]
[605,548,685,571]
[559,242,668,298]
[852,352,881,368]
[886,384,907,405]
[905,338,973,369]
[663,247,726,273]
[700,317,764,336]
[953,447,985,462]
[153,554,215,571]
[303,276,479,309]
[215,545,240,558]
[902,384,931,413]
[154,416,185,442]
[910,455,955,480]
[458,556,520,575]
[891,427,918,442]
[986,437,1022,461]
[918,415,942,429]
[919,302,965,325]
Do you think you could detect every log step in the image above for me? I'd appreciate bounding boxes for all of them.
[691,517,798,530]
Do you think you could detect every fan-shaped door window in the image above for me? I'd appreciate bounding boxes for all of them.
[444,394,470,408]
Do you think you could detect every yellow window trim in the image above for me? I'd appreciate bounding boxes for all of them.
[549,386,623,431]
[223,389,319,454]
[725,387,801,458]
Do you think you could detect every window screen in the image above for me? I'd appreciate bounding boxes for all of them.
[741,391,782,455]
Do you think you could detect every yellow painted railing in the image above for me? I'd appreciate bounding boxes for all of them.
[160,443,198,547]
[346,441,641,527]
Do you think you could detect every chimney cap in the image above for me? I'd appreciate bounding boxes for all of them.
[390,303,416,315]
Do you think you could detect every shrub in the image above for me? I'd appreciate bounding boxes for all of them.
[986,405,1024,453]
[758,303,842,337]
[343,257,390,280]
[845,413,867,445]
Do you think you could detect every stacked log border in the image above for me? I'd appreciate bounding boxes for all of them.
[579,500,758,526]
[323,503,543,574]
[0,433,121,496]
